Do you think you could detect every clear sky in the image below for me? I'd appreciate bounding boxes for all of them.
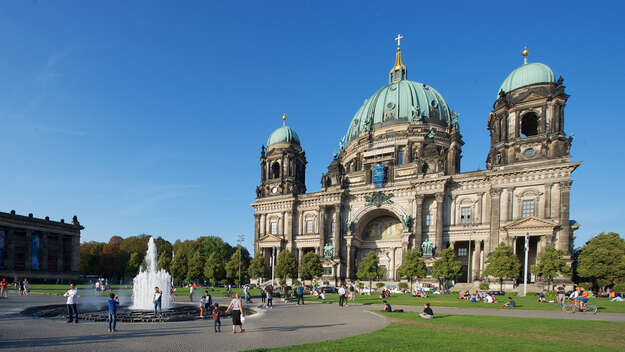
[1,1,623,251]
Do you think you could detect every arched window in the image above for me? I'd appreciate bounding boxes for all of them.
[521,112,538,137]
[271,162,281,179]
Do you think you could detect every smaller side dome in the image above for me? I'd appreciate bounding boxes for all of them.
[267,125,300,146]
[498,62,555,97]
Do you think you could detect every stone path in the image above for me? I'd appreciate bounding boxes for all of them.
[0,294,388,352]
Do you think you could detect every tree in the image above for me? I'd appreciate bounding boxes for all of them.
[204,251,226,286]
[576,232,625,289]
[531,244,570,291]
[155,237,173,271]
[357,252,383,295]
[186,250,205,282]
[248,253,269,283]
[275,250,298,281]
[397,249,427,291]
[226,246,251,284]
[431,248,463,291]
[170,248,188,284]
[300,252,323,285]
[483,243,521,291]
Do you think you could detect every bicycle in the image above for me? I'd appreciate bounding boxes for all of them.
[562,299,597,314]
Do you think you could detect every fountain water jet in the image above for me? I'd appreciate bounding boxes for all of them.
[130,237,172,310]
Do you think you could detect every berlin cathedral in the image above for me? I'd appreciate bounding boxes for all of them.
[252,36,580,285]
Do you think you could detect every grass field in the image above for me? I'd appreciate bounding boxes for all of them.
[248,313,625,352]
[304,292,625,313]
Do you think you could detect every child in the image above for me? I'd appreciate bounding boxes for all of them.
[199,295,207,318]
[211,303,222,332]
[107,293,120,333]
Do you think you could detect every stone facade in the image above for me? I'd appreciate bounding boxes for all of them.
[252,47,580,285]
[0,211,83,281]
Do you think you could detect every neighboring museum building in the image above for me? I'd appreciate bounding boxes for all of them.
[251,40,580,284]
[0,210,83,281]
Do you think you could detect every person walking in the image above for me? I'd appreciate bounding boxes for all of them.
[296,283,305,305]
[266,285,273,308]
[170,286,176,302]
[18,279,24,296]
[211,303,222,332]
[338,285,346,307]
[23,279,29,296]
[64,283,79,323]
[226,293,245,334]
[153,286,163,316]
[107,293,119,333]
[0,278,8,298]
[349,284,355,302]
[261,286,266,304]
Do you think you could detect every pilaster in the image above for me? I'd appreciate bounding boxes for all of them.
[488,188,502,253]
[558,181,572,254]
[435,193,444,255]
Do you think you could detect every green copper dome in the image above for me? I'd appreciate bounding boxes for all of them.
[498,62,555,97]
[344,80,452,147]
[267,125,300,146]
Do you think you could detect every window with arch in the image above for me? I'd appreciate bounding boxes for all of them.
[271,162,281,179]
[521,112,539,137]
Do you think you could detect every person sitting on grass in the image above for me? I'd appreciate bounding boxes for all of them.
[537,291,546,303]
[419,303,434,319]
[483,292,494,304]
[382,300,392,312]
[503,297,515,308]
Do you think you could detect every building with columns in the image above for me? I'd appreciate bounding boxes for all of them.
[251,40,580,285]
[0,210,83,281]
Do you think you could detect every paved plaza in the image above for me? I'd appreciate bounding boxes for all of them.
[0,294,388,352]
[2,294,625,351]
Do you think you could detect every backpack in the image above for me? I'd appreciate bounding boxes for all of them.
[212,309,220,320]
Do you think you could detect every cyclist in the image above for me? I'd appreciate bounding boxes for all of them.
[575,287,590,311]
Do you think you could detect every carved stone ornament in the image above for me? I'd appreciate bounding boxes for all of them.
[364,191,394,207]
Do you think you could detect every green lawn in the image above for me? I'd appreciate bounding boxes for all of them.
[306,292,625,313]
[249,313,625,352]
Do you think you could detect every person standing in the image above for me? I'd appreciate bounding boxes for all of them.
[296,283,304,305]
[153,286,162,316]
[266,285,273,308]
[244,285,249,303]
[226,293,245,334]
[211,303,222,332]
[0,278,8,298]
[204,290,213,312]
[199,295,207,318]
[261,286,266,304]
[23,279,29,296]
[338,285,346,307]
[557,285,566,305]
[18,279,24,296]
[349,284,355,302]
[189,283,194,302]
[107,293,119,333]
[170,286,176,302]
[64,283,79,323]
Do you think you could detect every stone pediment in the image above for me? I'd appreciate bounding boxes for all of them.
[258,234,284,243]
[501,216,558,237]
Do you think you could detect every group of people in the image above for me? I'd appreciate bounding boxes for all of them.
[93,278,109,295]
[459,290,497,304]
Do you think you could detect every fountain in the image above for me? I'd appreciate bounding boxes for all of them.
[130,237,172,310]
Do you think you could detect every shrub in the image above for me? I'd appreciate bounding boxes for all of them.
[613,282,625,293]
[398,282,409,290]
[479,282,490,290]
[376,282,385,289]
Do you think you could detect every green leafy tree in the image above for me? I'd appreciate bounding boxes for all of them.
[275,250,298,281]
[531,244,571,291]
[397,249,427,291]
[576,232,625,289]
[431,248,463,291]
[248,253,269,283]
[186,250,205,282]
[226,246,251,284]
[170,248,189,284]
[483,243,521,291]
[300,252,323,285]
[398,282,409,290]
[357,252,383,295]
[155,237,173,271]
[204,251,226,286]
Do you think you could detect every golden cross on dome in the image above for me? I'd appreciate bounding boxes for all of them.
[394,34,404,49]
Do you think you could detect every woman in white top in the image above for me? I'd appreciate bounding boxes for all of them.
[226,292,245,334]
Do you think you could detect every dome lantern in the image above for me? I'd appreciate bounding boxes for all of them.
[389,34,407,83]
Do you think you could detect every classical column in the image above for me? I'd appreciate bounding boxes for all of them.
[506,188,514,221]
[72,235,80,273]
[346,244,352,280]
[278,216,283,236]
[476,192,484,224]
[435,193,444,255]
[297,248,303,279]
[254,215,260,242]
[318,206,326,253]
[41,232,49,272]
[57,235,64,273]
[544,183,552,219]
[260,214,266,237]
[413,195,424,249]
[7,229,15,270]
[298,211,303,235]
[332,206,340,259]
[557,181,572,254]
[286,211,294,251]
[390,248,396,281]
[472,240,481,280]
[25,231,32,271]
[488,188,502,253]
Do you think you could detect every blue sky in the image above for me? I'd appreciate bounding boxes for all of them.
[1,1,623,251]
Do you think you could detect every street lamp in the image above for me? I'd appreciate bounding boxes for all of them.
[461,210,477,284]
[237,235,245,288]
